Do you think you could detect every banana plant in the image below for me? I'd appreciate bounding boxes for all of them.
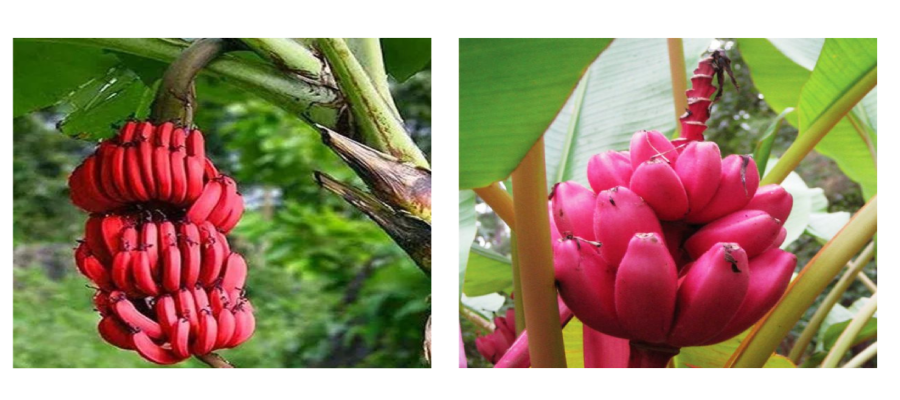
[459,38,876,368]
[14,38,432,366]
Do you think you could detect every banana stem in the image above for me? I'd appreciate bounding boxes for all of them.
[240,38,324,80]
[460,305,495,332]
[195,352,234,368]
[474,182,516,230]
[788,241,876,363]
[841,341,877,368]
[511,137,566,368]
[628,342,679,368]
[821,292,877,368]
[345,38,400,119]
[667,38,687,136]
[316,38,429,169]
[150,39,230,127]
[510,233,525,335]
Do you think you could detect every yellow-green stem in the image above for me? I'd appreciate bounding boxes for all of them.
[316,38,429,169]
[787,241,875,363]
[727,196,877,367]
[346,38,400,119]
[857,272,877,292]
[510,233,525,335]
[511,137,567,368]
[460,305,495,332]
[821,292,877,368]
[842,341,877,368]
[474,183,517,231]
[761,67,877,186]
[667,38,687,136]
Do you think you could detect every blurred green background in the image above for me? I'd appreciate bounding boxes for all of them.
[13,53,431,368]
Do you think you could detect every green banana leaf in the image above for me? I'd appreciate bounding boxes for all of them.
[738,38,877,199]
[459,38,613,189]
[463,247,513,297]
[544,38,712,189]
[459,190,478,294]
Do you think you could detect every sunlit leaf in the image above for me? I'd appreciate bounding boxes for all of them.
[459,39,612,189]
[463,247,512,297]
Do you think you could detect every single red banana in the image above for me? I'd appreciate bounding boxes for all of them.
[204,157,219,180]
[84,216,112,264]
[132,249,159,296]
[176,288,200,336]
[98,316,135,350]
[227,303,255,348]
[220,199,244,233]
[191,284,211,314]
[192,309,218,355]
[98,141,128,203]
[74,242,91,276]
[111,251,136,293]
[587,150,633,194]
[221,252,248,295]
[132,330,186,365]
[110,291,163,339]
[550,181,596,241]
[209,285,231,315]
[170,317,191,359]
[199,221,224,286]
[83,155,122,211]
[153,123,174,201]
[93,290,112,316]
[155,293,179,334]
[101,214,127,259]
[208,175,240,227]
[184,155,205,204]
[614,232,678,343]
[83,255,114,290]
[111,137,134,201]
[179,222,202,288]
[140,221,159,274]
[629,159,689,221]
[135,122,158,199]
[593,186,663,267]
[162,244,182,293]
[630,130,679,169]
[185,179,224,225]
[68,162,91,211]
[125,142,150,201]
[186,128,206,160]
[120,224,138,252]
[158,220,177,249]
[685,155,760,224]
[169,128,189,204]
[214,308,235,349]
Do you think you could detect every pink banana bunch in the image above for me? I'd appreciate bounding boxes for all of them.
[547,51,796,358]
[475,309,517,364]
[550,129,796,350]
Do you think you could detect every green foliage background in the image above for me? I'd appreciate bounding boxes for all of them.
[13,45,431,367]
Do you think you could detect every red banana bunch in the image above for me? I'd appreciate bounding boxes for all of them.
[69,121,253,365]
[475,309,516,364]
[550,128,796,349]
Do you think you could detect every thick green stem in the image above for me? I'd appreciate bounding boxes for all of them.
[667,38,687,136]
[511,137,566,368]
[240,38,324,80]
[821,292,877,368]
[788,241,875,363]
[842,341,877,368]
[761,67,877,186]
[150,38,228,126]
[34,38,341,128]
[346,38,400,119]
[727,196,877,367]
[316,38,429,169]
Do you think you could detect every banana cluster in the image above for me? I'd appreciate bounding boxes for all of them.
[68,121,253,365]
[549,129,797,349]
